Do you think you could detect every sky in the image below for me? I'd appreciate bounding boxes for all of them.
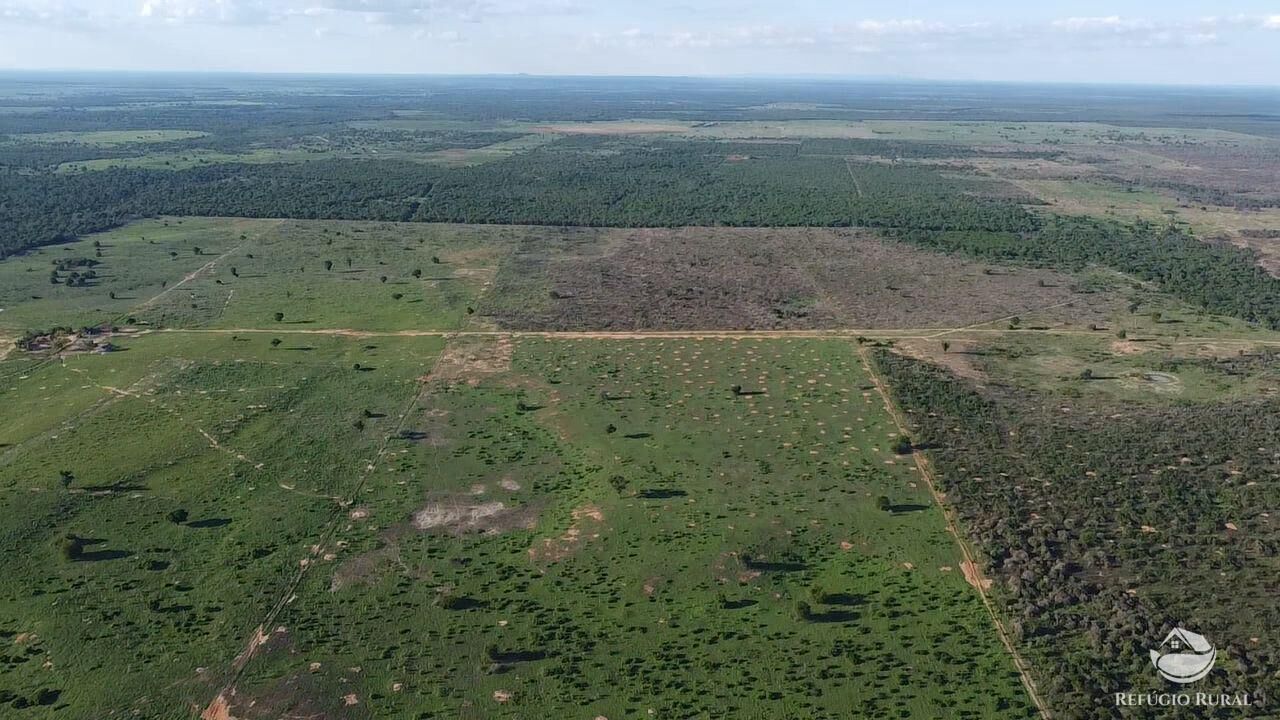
[1,1,1280,84]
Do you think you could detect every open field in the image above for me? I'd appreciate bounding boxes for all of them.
[0,330,445,716]
[0,219,523,334]
[205,335,1037,719]
[12,130,210,146]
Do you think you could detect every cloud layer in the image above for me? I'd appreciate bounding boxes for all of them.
[1,1,1278,82]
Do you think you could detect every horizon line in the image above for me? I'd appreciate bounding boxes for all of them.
[1,67,1279,91]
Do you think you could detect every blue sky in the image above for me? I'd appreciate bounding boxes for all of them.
[2,1,1279,84]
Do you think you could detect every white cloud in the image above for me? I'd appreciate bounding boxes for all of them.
[576,14,1257,57]
[308,0,580,25]
[0,1,108,29]
[1263,15,1280,30]
[138,0,284,25]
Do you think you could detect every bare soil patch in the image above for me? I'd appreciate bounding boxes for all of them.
[960,560,993,590]
[528,504,604,563]
[413,494,538,535]
[426,335,514,385]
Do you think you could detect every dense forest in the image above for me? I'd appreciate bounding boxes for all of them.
[0,142,1037,257]
[874,350,1279,719]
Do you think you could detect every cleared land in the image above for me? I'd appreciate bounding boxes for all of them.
[210,335,1036,719]
[483,226,1123,331]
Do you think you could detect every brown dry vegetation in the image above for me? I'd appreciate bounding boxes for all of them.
[425,335,514,385]
[484,227,1121,331]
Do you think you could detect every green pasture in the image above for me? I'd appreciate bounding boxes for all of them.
[229,337,1036,719]
[0,331,444,716]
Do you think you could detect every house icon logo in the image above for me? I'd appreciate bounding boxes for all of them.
[1150,628,1217,684]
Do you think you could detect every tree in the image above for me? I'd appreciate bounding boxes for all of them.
[893,436,913,455]
[876,496,892,512]
[274,312,284,322]
[380,275,388,284]
[60,534,85,561]
[270,338,282,348]
[58,470,75,490]
[412,268,423,279]
[941,341,950,353]
[324,260,334,271]
[431,255,441,264]
[230,267,239,277]
[192,246,202,255]
[167,508,189,524]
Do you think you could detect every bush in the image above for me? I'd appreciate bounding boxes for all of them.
[60,535,85,561]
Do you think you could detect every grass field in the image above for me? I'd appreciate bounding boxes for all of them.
[214,335,1037,719]
[0,324,1039,717]
[0,219,525,334]
[0,330,444,716]
[0,215,1050,716]
[12,129,209,146]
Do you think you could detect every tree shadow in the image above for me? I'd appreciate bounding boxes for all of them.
[78,549,134,562]
[638,488,688,499]
[187,518,231,529]
[80,482,147,493]
[823,592,865,606]
[888,504,929,514]
[809,609,859,623]
[743,556,807,572]
[623,432,652,439]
